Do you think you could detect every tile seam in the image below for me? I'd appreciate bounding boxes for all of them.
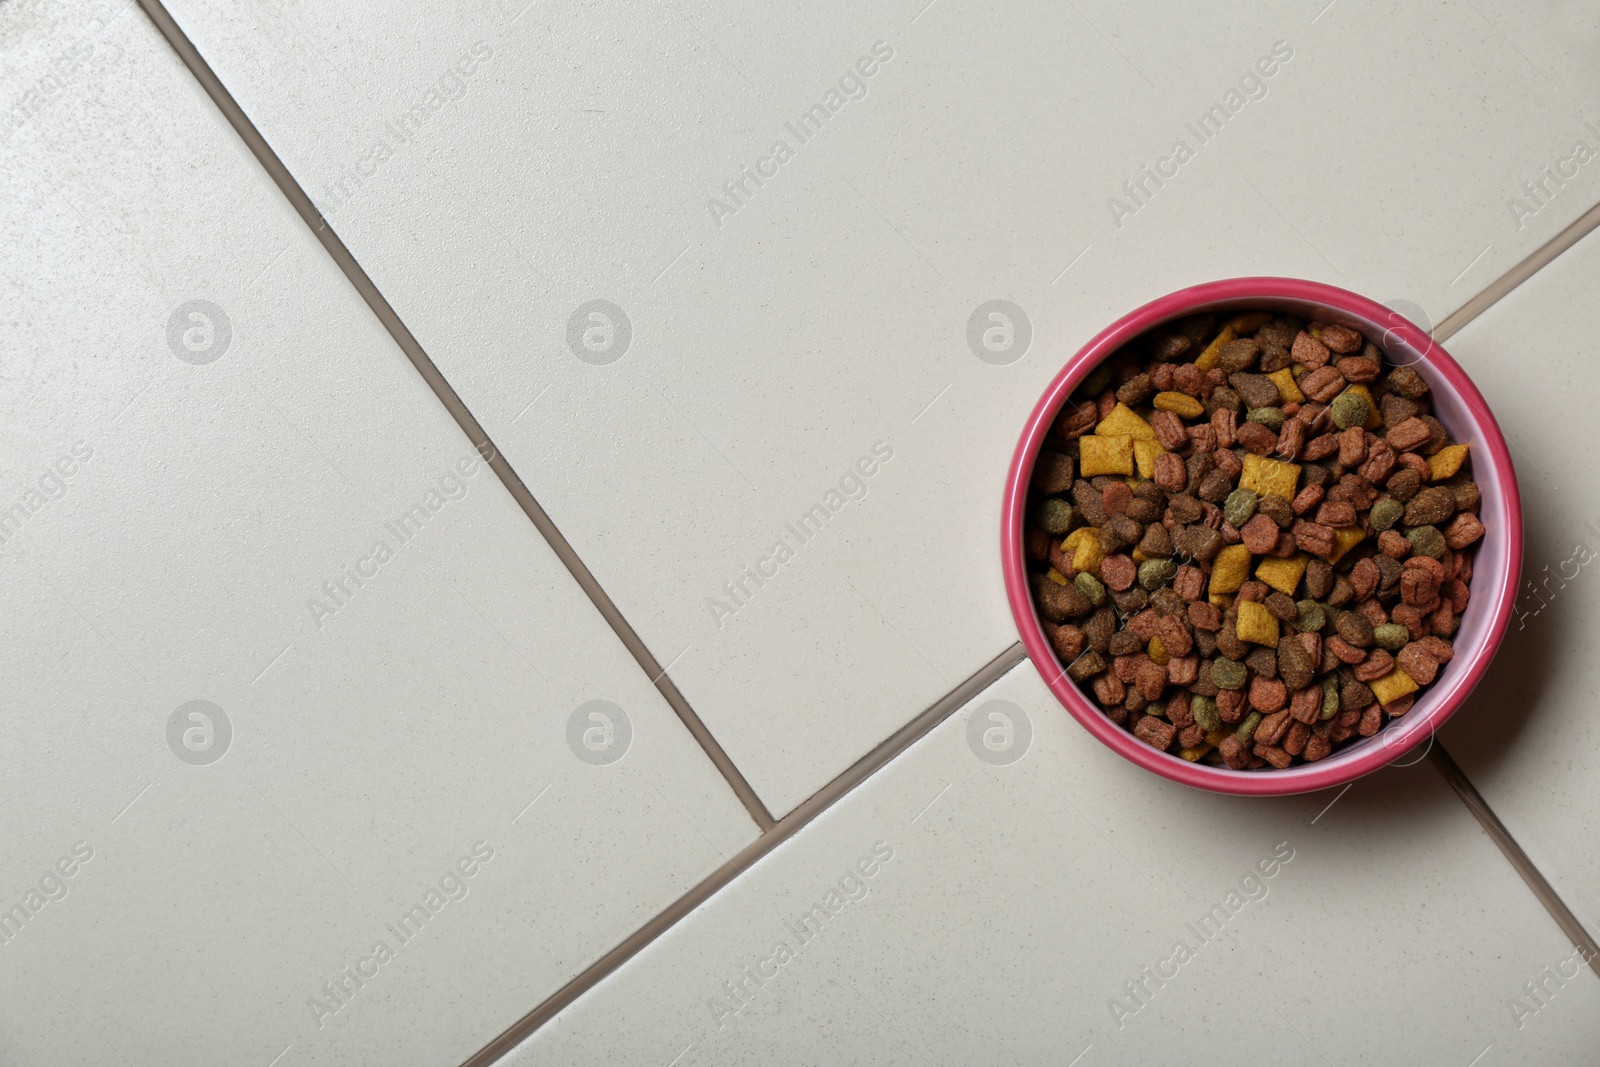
[131,0,776,832]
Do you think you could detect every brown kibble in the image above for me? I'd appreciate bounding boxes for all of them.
[1283,720,1311,756]
[1101,554,1138,592]
[1316,501,1357,528]
[1397,642,1441,685]
[1133,715,1177,750]
[1358,703,1383,736]
[1289,685,1321,723]
[1219,734,1249,768]
[1335,355,1380,382]
[1350,557,1381,599]
[1354,649,1395,682]
[1235,422,1280,456]
[1319,323,1363,353]
[1378,529,1412,559]
[1093,673,1126,706]
[1303,732,1333,761]
[1249,677,1288,713]
[1240,513,1281,554]
[1327,635,1367,664]
[1188,601,1223,631]
[1153,451,1188,492]
[1278,638,1317,691]
[1386,417,1432,452]
[1293,520,1337,559]
[1253,743,1294,769]
[1444,512,1485,550]
[1300,366,1346,403]
[1257,709,1292,746]
[1168,654,1200,685]
[1404,486,1456,526]
[1046,622,1087,663]
[1292,331,1331,369]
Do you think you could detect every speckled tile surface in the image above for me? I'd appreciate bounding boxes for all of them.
[0,4,755,1064]
[506,662,1600,1066]
[1439,224,1600,943]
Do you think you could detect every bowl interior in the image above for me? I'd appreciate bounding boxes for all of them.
[1008,280,1521,794]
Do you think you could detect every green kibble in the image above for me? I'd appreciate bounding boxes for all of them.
[1081,364,1113,397]
[1075,572,1107,608]
[1138,557,1177,590]
[1330,390,1371,430]
[1369,498,1405,532]
[1235,710,1265,748]
[1223,488,1260,528]
[1211,658,1248,690]
[1294,599,1327,634]
[1247,406,1286,430]
[1373,623,1410,651]
[1406,524,1447,559]
[1039,498,1075,535]
[1192,695,1222,732]
[1320,675,1340,720]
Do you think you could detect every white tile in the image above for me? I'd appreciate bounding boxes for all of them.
[507,662,1600,1066]
[0,4,756,1064]
[158,0,1600,814]
[1434,224,1600,939]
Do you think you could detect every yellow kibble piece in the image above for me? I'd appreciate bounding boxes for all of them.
[1370,666,1420,706]
[1226,311,1274,334]
[1079,433,1134,476]
[1152,391,1204,419]
[1045,568,1069,586]
[1235,600,1279,646]
[1429,443,1470,480]
[1095,402,1155,441]
[1193,325,1237,372]
[1132,438,1164,479]
[1267,367,1304,405]
[1178,744,1213,762]
[1343,383,1382,429]
[1209,543,1253,595]
[1063,528,1104,575]
[1239,453,1301,500]
[1255,553,1309,596]
[1203,727,1231,747]
[1328,526,1367,564]
[1132,547,1149,563]
[1148,634,1170,666]
[1209,590,1235,608]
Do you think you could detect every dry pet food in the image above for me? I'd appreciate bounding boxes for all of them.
[1026,311,1483,769]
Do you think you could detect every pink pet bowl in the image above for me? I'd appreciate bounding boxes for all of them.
[1002,278,1522,795]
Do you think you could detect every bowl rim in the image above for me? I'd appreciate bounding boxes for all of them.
[1001,276,1523,795]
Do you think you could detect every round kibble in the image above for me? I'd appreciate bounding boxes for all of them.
[1372,623,1409,651]
[1039,498,1074,535]
[1406,525,1447,559]
[1329,391,1371,430]
[1223,488,1259,528]
[1293,599,1327,634]
[1369,497,1404,532]
[1247,406,1285,430]
[1100,554,1137,591]
[1138,557,1177,590]
[1335,610,1375,648]
[1211,658,1248,690]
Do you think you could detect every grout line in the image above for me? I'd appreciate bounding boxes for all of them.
[132,0,776,834]
[456,642,1028,1067]
[1429,744,1600,981]
[1434,198,1600,342]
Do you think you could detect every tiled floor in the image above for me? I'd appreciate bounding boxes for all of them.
[0,5,754,1065]
[510,665,1600,1066]
[2,0,1597,1065]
